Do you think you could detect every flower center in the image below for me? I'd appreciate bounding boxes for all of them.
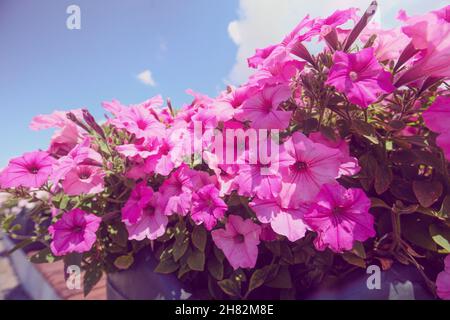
[28,165,40,174]
[72,225,84,233]
[349,71,358,81]
[78,168,92,180]
[292,161,308,172]
[234,234,245,244]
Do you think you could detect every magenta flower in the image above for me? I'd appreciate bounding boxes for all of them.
[235,84,292,130]
[48,209,101,256]
[122,183,168,241]
[191,184,227,231]
[250,197,309,242]
[325,48,395,108]
[436,255,450,300]
[0,151,55,188]
[303,184,375,253]
[212,215,261,270]
[279,132,342,208]
[158,164,196,216]
[122,182,155,224]
[423,96,450,160]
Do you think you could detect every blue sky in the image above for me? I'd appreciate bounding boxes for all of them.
[0,0,238,166]
[0,0,447,167]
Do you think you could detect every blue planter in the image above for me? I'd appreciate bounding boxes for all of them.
[107,249,435,300]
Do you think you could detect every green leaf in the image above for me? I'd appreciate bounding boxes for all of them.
[191,225,207,252]
[413,180,443,208]
[29,247,60,264]
[177,263,191,279]
[439,195,450,219]
[402,215,438,251]
[351,241,366,259]
[370,197,391,209]
[109,223,129,247]
[187,248,205,271]
[320,126,337,142]
[374,164,393,195]
[352,120,379,144]
[246,266,273,296]
[173,236,189,262]
[207,256,224,281]
[342,252,366,268]
[265,241,281,256]
[59,195,70,210]
[429,224,450,253]
[84,266,103,297]
[114,255,134,270]
[217,278,241,297]
[154,257,179,274]
[266,266,292,289]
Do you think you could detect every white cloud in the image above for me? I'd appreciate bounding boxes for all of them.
[137,69,156,87]
[227,0,448,84]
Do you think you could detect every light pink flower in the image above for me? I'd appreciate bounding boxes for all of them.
[110,104,166,140]
[423,96,450,160]
[361,24,410,62]
[309,132,360,177]
[51,138,102,185]
[279,132,342,208]
[0,151,55,188]
[303,184,375,253]
[30,109,85,157]
[61,165,105,196]
[326,48,395,108]
[436,255,450,300]
[250,197,309,242]
[235,84,292,130]
[397,6,450,86]
[211,215,261,270]
[191,184,227,231]
[48,209,101,256]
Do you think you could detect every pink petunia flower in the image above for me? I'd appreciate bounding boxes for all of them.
[235,84,292,130]
[250,197,309,242]
[396,6,450,86]
[122,183,168,241]
[325,48,395,108]
[109,104,166,140]
[51,137,102,185]
[30,109,85,157]
[61,165,105,196]
[422,96,450,160]
[125,190,168,241]
[436,255,450,300]
[279,132,342,208]
[0,151,55,188]
[158,164,196,216]
[211,215,261,270]
[191,184,227,231]
[303,183,375,253]
[48,208,101,256]
[309,132,360,177]
[122,182,154,224]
